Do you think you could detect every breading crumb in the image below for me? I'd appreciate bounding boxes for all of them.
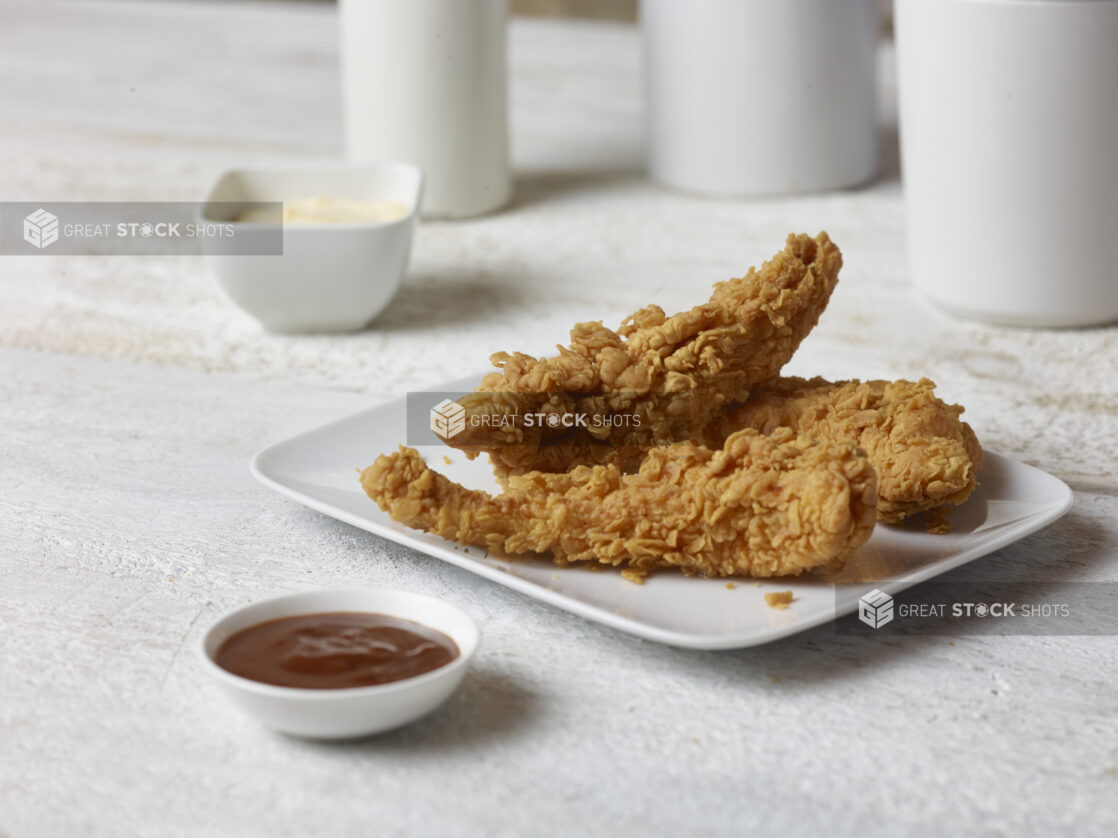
[621,568,647,585]
[753,581,761,588]
[764,590,795,610]
[724,582,736,590]
[924,506,953,534]
[443,455,452,465]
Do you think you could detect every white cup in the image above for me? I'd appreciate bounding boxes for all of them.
[642,0,879,196]
[340,0,511,219]
[896,0,1118,327]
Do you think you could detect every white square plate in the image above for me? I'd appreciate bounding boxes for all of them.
[252,375,1073,649]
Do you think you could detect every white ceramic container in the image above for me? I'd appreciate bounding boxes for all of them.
[340,0,511,218]
[200,161,422,333]
[896,0,1118,327]
[642,0,879,196]
[199,588,479,739]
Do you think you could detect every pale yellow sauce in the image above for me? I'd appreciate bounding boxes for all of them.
[235,197,408,225]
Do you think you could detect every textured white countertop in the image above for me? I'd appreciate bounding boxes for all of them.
[2,2,1116,836]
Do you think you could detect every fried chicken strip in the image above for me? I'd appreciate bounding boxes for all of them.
[699,377,984,523]
[447,232,843,481]
[361,427,877,578]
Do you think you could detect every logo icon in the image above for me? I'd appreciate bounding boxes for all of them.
[858,588,894,629]
[23,208,59,249]
[430,398,466,440]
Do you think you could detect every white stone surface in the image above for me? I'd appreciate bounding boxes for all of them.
[1,2,1116,837]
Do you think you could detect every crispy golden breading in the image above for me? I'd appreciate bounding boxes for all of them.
[361,428,877,578]
[699,377,984,523]
[764,591,795,610]
[446,232,843,482]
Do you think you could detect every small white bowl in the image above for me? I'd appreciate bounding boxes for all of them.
[199,588,478,739]
[200,161,422,333]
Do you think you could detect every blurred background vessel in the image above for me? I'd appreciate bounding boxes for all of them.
[340,0,511,218]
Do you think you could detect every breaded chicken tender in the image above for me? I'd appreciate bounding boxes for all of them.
[361,428,877,578]
[699,377,984,522]
[447,233,843,482]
